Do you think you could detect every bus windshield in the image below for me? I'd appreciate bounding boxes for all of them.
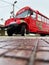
[16,10,31,18]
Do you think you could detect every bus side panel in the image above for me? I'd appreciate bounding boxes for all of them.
[28,18,38,33]
[36,21,49,34]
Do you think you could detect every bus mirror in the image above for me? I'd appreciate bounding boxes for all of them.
[30,11,33,15]
[29,9,33,15]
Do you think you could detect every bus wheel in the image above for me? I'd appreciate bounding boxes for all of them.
[7,27,13,36]
[21,25,26,36]
[40,34,46,36]
[26,30,29,34]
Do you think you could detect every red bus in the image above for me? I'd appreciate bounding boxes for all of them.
[5,6,49,36]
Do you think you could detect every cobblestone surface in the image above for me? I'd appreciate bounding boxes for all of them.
[0,37,49,65]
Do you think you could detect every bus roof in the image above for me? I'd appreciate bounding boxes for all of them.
[36,10,49,20]
[16,6,49,20]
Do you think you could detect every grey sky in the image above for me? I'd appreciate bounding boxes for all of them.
[0,0,49,24]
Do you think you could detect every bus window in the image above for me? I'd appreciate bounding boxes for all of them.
[31,12,36,19]
[45,18,47,23]
[47,19,49,24]
[38,14,41,21]
[42,16,44,22]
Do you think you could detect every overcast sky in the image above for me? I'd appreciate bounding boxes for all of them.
[0,0,49,24]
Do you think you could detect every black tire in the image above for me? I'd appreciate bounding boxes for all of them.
[40,34,46,36]
[26,30,29,34]
[7,24,18,36]
[7,27,13,36]
[21,25,26,36]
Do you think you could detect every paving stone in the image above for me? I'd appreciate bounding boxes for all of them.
[35,61,49,65]
[17,45,34,50]
[38,47,49,51]
[22,39,38,46]
[38,40,49,47]
[0,57,28,65]
[0,49,8,55]
[4,49,32,59]
[42,39,49,44]
[3,45,17,49]
[36,51,49,61]
[0,43,7,48]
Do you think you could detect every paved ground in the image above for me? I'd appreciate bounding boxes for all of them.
[0,36,49,65]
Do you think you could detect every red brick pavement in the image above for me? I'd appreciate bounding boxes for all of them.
[0,37,49,65]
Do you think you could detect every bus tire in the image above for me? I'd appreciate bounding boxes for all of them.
[40,34,46,36]
[21,25,26,36]
[7,27,13,36]
[26,30,29,34]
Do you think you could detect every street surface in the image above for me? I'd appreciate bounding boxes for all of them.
[0,36,49,65]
